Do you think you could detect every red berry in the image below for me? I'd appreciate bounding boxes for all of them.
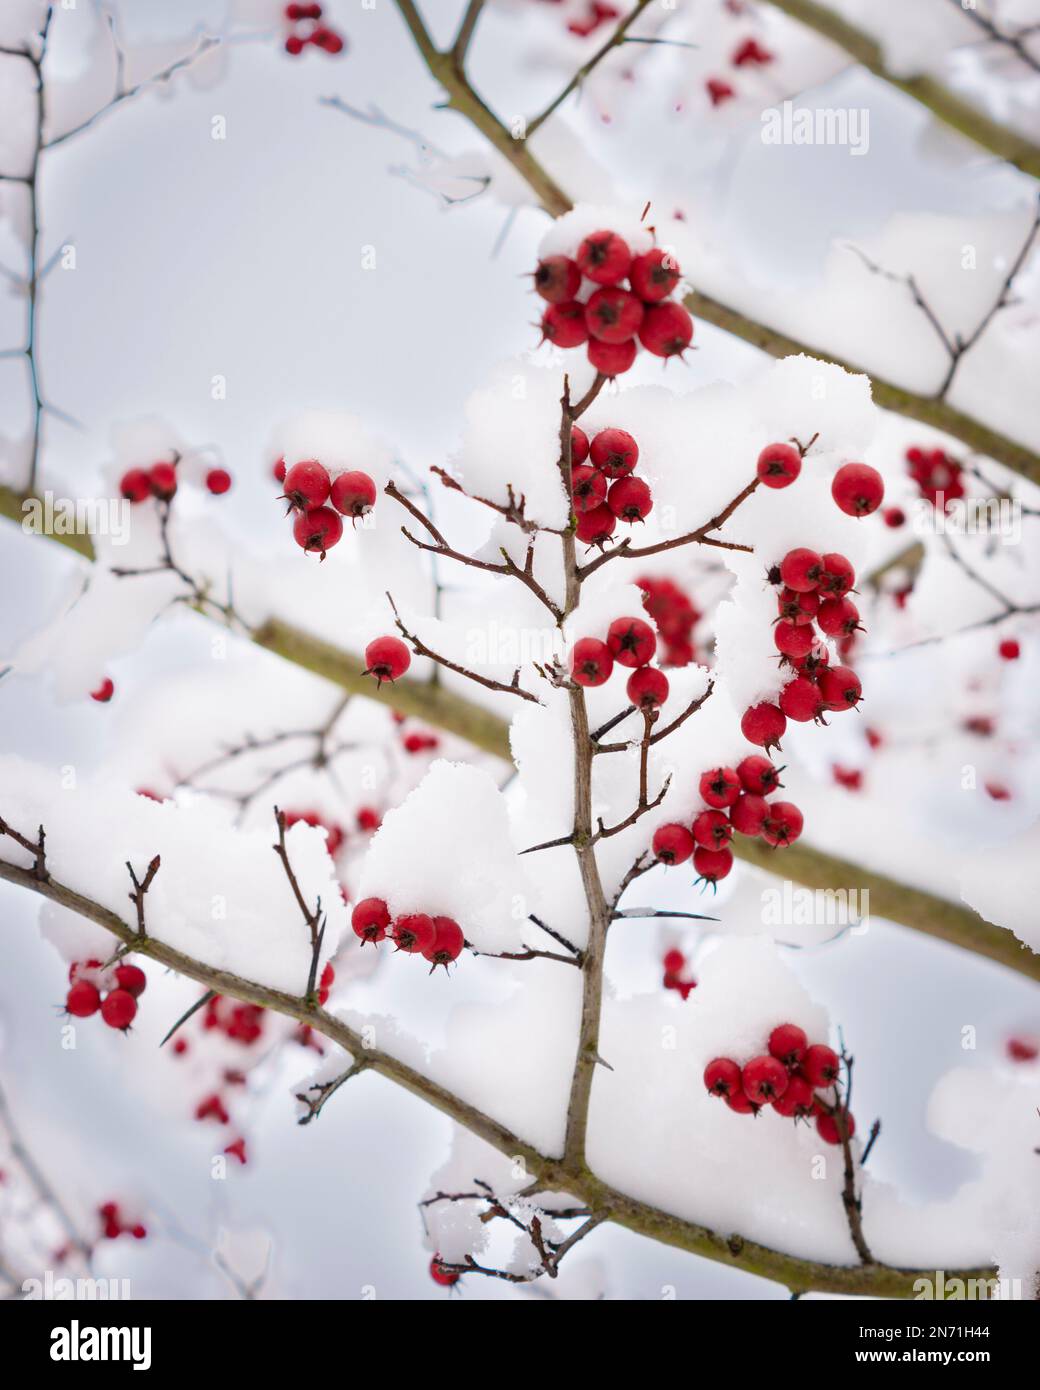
[352,897,390,945]
[423,916,465,970]
[638,301,693,358]
[1007,1036,1038,1062]
[693,845,732,885]
[364,635,411,684]
[777,587,818,626]
[65,981,101,1018]
[570,426,590,464]
[91,677,115,703]
[205,468,232,495]
[392,913,436,954]
[652,823,695,865]
[742,1055,789,1103]
[779,676,823,723]
[570,636,614,687]
[729,792,769,836]
[801,1043,840,1087]
[998,638,1020,661]
[816,1110,855,1145]
[741,702,786,751]
[430,1255,460,1287]
[774,621,815,661]
[704,1056,742,1099]
[273,457,287,483]
[692,809,733,850]
[607,475,653,522]
[779,548,823,593]
[318,961,335,1005]
[768,1023,807,1067]
[571,464,607,514]
[706,77,736,106]
[818,665,862,711]
[607,616,657,668]
[756,442,801,489]
[101,989,137,1031]
[119,468,151,503]
[761,800,803,847]
[882,507,905,528]
[627,665,669,710]
[817,596,861,638]
[114,964,147,998]
[149,461,178,500]
[663,948,685,974]
[832,462,884,518]
[726,1088,757,1114]
[737,755,782,795]
[285,34,304,54]
[534,255,582,303]
[698,766,740,809]
[590,428,639,477]
[313,27,344,54]
[819,552,856,596]
[330,470,376,520]
[772,1074,815,1119]
[629,248,681,302]
[357,806,381,832]
[292,505,343,558]
[585,286,644,343]
[283,459,331,510]
[576,229,632,286]
[587,337,637,376]
[575,503,617,546]
[541,300,588,348]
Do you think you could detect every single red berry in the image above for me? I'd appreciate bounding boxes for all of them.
[740,702,786,751]
[607,616,657,668]
[430,1255,461,1287]
[832,462,884,517]
[364,635,411,684]
[205,468,232,495]
[149,461,178,500]
[392,913,436,954]
[818,665,862,711]
[629,248,681,302]
[292,505,343,558]
[285,33,304,54]
[352,897,390,945]
[423,916,465,970]
[283,459,331,510]
[653,823,695,865]
[692,809,733,850]
[101,989,137,1031]
[575,503,617,546]
[570,636,614,687]
[114,964,147,998]
[742,1055,789,1104]
[699,766,740,809]
[772,1074,815,1119]
[65,981,101,1018]
[571,426,590,464]
[774,621,815,661]
[590,428,639,477]
[571,464,607,514]
[998,638,1020,661]
[816,1110,855,1145]
[761,800,804,847]
[541,300,588,348]
[576,229,632,286]
[318,961,335,1005]
[768,1023,808,1067]
[663,948,685,974]
[737,755,783,795]
[756,442,801,489]
[357,806,381,832]
[534,255,582,303]
[801,1043,840,1087]
[882,507,905,528]
[729,792,769,836]
[273,457,287,483]
[819,552,856,596]
[119,468,151,503]
[585,286,644,343]
[779,676,823,723]
[607,475,653,522]
[779,548,824,592]
[693,845,732,885]
[638,301,693,358]
[704,1056,742,1099]
[587,337,637,376]
[91,677,115,703]
[726,1088,758,1114]
[706,77,736,106]
[817,596,861,638]
[330,470,377,521]
[627,665,669,710]
[1007,1036,1038,1062]
[777,587,818,627]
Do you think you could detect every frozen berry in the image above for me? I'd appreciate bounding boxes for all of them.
[741,702,785,751]
[590,428,639,477]
[206,468,232,495]
[570,637,614,687]
[607,616,657,668]
[729,792,769,836]
[756,442,801,489]
[774,621,815,661]
[352,897,390,945]
[629,248,681,302]
[652,823,695,865]
[801,1043,840,1087]
[772,1074,815,1119]
[283,460,331,510]
[737,755,783,795]
[101,989,137,1031]
[778,587,818,626]
[742,1055,789,1104]
[330,470,376,521]
[704,1056,742,1099]
[423,916,465,970]
[364,636,411,684]
[817,596,861,639]
[149,461,178,500]
[571,464,608,514]
[832,462,884,517]
[91,678,115,703]
[779,548,823,593]
[571,426,590,464]
[761,801,803,848]
[607,476,653,522]
[699,766,740,809]
[816,1110,855,1145]
[692,809,733,850]
[541,301,588,348]
[585,286,644,343]
[576,229,632,286]
[693,845,732,885]
[627,665,669,710]
[587,337,637,376]
[779,676,823,723]
[768,1023,807,1067]
[575,503,617,546]
[430,1255,460,1287]
[638,301,693,358]
[392,913,436,954]
[534,255,582,303]
[114,964,147,998]
[818,665,862,711]
[292,505,343,558]
[119,468,151,503]
[65,981,101,1018]
[998,638,1020,661]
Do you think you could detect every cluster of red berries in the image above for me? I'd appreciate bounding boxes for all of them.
[905,444,964,509]
[638,574,700,667]
[535,231,693,377]
[652,756,801,887]
[283,3,345,55]
[350,898,465,970]
[64,959,146,1032]
[704,1025,854,1145]
[570,615,670,712]
[570,426,653,545]
[705,36,775,106]
[98,1201,146,1242]
[119,458,231,502]
[740,547,865,752]
[275,457,377,559]
[662,947,696,1000]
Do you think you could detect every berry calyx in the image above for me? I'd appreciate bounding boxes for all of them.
[692,809,733,850]
[629,248,681,302]
[423,916,465,970]
[729,792,769,836]
[737,755,783,795]
[576,229,632,286]
[756,442,801,489]
[570,637,614,687]
[392,913,436,954]
[768,1022,808,1068]
[352,897,391,945]
[740,702,786,752]
[114,964,147,998]
[777,587,819,626]
[119,468,151,503]
[704,1056,742,1099]
[832,462,884,517]
[693,845,732,885]
[283,460,331,511]
[779,548,824,593]
[761,801,804,848]
[626,665,669,710]
[330,470,377,521]
[607,616,657,668]
[101,989,137,1031]
[698,766,740,809]
[571,464,608,514]
[149,461,178,500]
[575,503,617,546]
[801,1043,840,1087]
[541,301,588,348]
[585,286,644,343]
[65,981,101,1018]
[364,635,411,684]
[590,428,639,477]
[205,468,232,495]
[652,822,695,865]
[742,1055,789,1104]
[587,337,637,377]
[292,505,343,559]
[91,678,115,704]
[638,301,693,358]
[534,255,581,303]
[607,476,653,522]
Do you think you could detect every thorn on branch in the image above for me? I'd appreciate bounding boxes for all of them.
[126,854,160,936]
